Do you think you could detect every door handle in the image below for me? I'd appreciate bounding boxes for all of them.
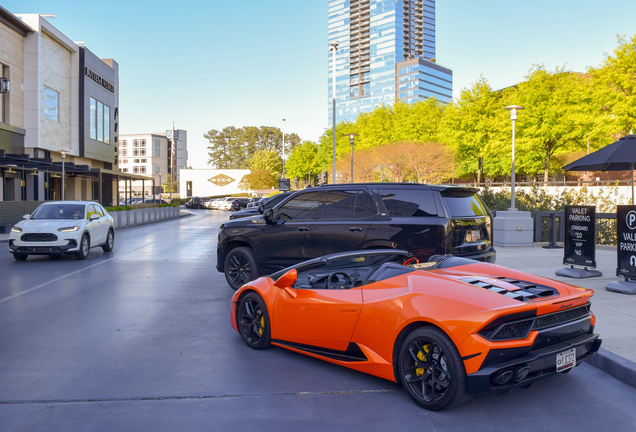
[348,227,363,232]
[297,227,311,232]
[340,306,358,312]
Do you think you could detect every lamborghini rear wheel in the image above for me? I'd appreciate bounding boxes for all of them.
[237,292,271,350]
[398,327,468,411]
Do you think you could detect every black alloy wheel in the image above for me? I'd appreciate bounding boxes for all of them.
[398,327,468,411]
[224,247,260,290]
[102,229,115,252]
[75,235,90,260]
[13,253,28,261]
[237,292,271,350]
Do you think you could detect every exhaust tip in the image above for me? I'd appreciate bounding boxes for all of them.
[493,370,514,385]
[514,366,530,382]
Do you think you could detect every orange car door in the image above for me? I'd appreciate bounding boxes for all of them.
[272,288,362,352]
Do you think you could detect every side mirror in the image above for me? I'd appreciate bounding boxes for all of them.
[23,214,30,220]
[263,208,274,223]
[89,214,100,221]
[274,269,298,298]
[258,202,264,214]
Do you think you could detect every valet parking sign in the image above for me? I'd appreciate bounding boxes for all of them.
[617,205,636,279]
[564,205,596,268]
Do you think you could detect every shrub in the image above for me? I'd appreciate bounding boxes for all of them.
[479,183,626,245]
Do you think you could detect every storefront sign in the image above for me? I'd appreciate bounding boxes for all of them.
[208,173,235,187]
[166,130,179,139]
[278,178,290,192]
[563,205,596,267]
[616,205,636,279]
[85,67,114,93]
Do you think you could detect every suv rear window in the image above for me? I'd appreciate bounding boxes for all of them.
[442,193,488,217]
[378,188,437,217]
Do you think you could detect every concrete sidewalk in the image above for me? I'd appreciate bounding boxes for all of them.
[496,244,636,388]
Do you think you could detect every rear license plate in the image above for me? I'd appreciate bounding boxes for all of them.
[556,348,576,372]
[471,229,481,241]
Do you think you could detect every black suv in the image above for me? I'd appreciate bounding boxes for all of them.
[217,183,495,289]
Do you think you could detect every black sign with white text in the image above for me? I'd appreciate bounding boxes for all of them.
[278,178,291,192]
[616,205,636,279]
[563,205,596,268]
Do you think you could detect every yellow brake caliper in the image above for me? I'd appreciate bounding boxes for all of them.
[258,316,265,336]
[415,344,430,377]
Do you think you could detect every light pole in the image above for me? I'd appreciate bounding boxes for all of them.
[503,105,524,210]
[60,149,66,201]
[330,42,338,184]
[282,118,286,178]
[347,133,358,183]
[158,172,162,196]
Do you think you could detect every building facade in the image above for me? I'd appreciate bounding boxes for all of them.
[327,0,452,125]
[0,9,144,231]
[179,169,251,199]
[118,129,187,195]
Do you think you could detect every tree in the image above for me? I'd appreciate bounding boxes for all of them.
[249,149,282,178]
[205,126,247,169]
[515,66,597,182]
[440,77,506,183]
[162,174,177,193]
[285,140,322,180]
[205,126,302,169]
[407,142,453,184]
[590,35,636,135]
[238,170,278,191]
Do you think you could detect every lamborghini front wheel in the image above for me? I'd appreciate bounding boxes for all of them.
[237,292,271,350]
[398,326,468,411]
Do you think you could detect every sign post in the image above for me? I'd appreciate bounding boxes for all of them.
[555,205,602,278]
[278,178,290,192]
[606,205,636,294]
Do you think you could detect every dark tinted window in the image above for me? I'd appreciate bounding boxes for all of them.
[265,192,291,208]
[443,194,488,217]
[323,190,357,219]
[32,204,86,220]
[355,191,378,218]
[379,188,437,217]
[278,191,324,220]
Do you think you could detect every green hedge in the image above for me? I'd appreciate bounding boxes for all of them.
[105,203,177,212]
[479,183,626,245]
[105,206,134,212]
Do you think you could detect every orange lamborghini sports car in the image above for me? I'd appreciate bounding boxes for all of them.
[230,250,601,411]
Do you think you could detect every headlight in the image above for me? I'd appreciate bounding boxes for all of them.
[58,226,80,232]
[219,224,225,233]
[11,226,22,233]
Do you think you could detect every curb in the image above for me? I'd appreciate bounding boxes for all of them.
[585,347,636,389]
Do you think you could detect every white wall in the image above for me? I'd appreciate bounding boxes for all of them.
[179,169,252,198]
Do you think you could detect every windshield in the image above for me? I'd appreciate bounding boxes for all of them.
[31,204,86,220]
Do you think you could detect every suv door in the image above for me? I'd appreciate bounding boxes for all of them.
[309,189,377,257]
[256,190,325,271]
[366,187,442,262]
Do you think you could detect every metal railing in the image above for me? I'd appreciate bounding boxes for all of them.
[533,211,617,245]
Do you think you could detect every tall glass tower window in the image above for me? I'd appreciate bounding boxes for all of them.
[328,0,451,126]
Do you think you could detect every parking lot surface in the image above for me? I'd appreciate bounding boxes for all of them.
[1,210,636,431]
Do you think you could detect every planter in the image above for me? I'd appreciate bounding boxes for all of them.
[108,207,180,228]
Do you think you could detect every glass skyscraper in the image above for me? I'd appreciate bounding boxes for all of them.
[328,0,452,126]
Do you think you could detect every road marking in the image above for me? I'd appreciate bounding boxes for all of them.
[0,242,156,305]
[0,389,401,405]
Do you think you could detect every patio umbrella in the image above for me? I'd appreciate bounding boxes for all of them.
[563,134,636,204]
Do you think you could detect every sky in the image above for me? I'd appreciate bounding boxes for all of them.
[5,0,636,168]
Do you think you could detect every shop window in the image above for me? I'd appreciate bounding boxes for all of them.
[97,101,103,142]
[104,105,110,144]
[43,87,59,122]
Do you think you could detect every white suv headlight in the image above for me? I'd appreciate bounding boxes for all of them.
[58,226,80,232]
[11,226,22,233]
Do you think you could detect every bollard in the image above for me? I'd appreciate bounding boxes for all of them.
[543,211,563,249]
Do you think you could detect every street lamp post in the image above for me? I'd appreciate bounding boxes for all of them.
[282,118,286,178]
[159,172,162,197]
[60,150,66,201]
[503,105,524,210]
[347,133,358,183]
[330,42,338,184]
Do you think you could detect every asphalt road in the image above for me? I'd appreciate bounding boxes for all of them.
[1,209,636,432]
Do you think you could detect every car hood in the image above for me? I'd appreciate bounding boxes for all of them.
[17,219,86,230]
